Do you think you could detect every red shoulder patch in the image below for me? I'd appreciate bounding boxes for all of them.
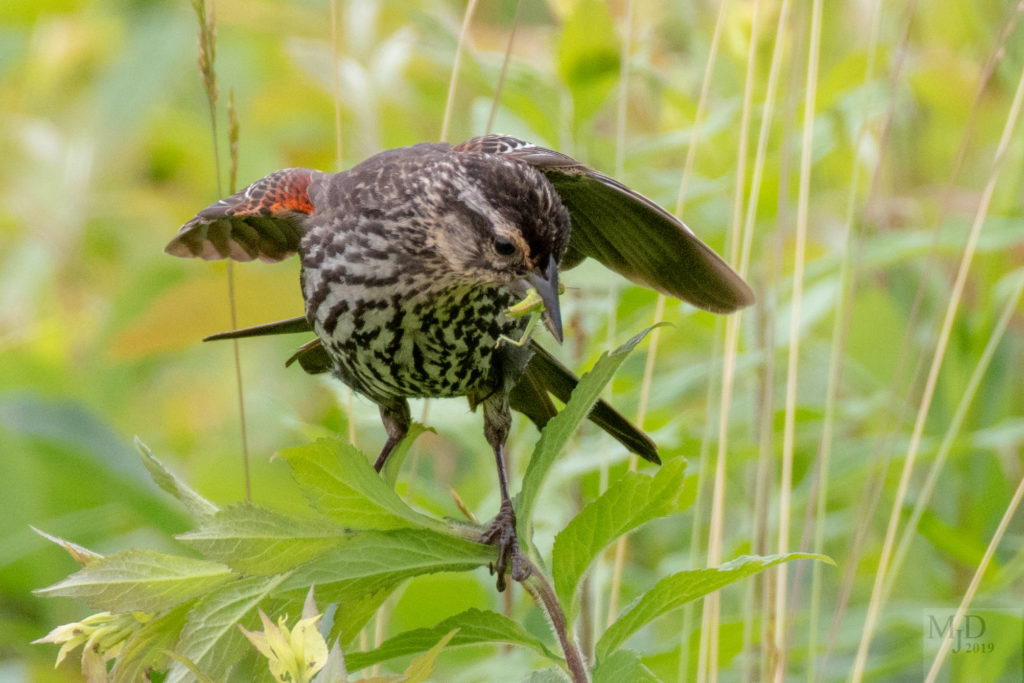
[226,168,315,216]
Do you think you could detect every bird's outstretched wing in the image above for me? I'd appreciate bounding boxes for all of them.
[454,135,754,313]
[164,168,319,262]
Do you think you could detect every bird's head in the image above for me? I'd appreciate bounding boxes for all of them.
[432,153,571,341]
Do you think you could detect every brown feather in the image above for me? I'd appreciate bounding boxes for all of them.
[165,169,319,263]
[458,135,754,313]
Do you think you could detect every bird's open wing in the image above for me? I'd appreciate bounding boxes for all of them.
[165,168,319,262]
[455,135,754,313]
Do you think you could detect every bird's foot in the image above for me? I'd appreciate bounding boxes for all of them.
[480,499,531,591]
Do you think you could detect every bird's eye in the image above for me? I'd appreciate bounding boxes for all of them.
[494,239,516,256]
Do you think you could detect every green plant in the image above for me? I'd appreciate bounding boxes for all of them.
[33,329,827,681]
[7,0,1024,680]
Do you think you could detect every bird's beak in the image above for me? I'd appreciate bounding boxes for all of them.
[525,255,563,343]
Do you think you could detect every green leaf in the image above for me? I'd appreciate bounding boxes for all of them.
[592,649,661,683]
[324,576,406,649]
[31,526,103,566]
[165,573,291,683]
[517,327,654,540]
[556,0,620,127]
[279,528,495,593]
[110,600,193,683]
[343,608,561,672]
[279,437,444,532]
[278,529,496,648]
[402,628,458,683]
[34,549,234,613]
[553,457,692,622]
[525,669,571,683]
[381,421,432,488]
[177,503,347,575]
[136,437,218,523]
[595,553,832,661]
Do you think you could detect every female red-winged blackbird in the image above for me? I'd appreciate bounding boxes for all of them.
[166,135,753,590]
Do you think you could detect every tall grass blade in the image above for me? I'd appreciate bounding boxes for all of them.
[772,0,822,678]
[800,1,883,678]
[924,470,1024,682]
[440,0,480,142]
[851,53,1024,682]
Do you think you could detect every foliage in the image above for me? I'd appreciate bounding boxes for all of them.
[3,0,1023,680]
[32,333,821,680]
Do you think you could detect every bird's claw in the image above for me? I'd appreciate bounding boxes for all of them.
[480,500,531,591]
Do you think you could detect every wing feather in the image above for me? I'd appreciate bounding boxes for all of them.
[165,169,319,263]
[458,135,754,313]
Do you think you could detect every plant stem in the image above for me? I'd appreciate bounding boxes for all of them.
[523,559,589,683]
[440,0,479,143]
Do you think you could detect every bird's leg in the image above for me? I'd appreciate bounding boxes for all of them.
[373,400,410,473]
[478,396,531,591]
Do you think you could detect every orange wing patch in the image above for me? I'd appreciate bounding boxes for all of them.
[223,168,315,217]
[166,168,318,262]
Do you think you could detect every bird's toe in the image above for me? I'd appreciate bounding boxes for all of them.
[480,500,528,591]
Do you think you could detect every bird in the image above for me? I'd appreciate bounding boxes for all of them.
[165,134,754,590]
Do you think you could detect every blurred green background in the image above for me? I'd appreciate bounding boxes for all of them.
[2,0,1022,680]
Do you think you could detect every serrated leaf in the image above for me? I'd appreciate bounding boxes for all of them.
[593,651,663,683]
[595,553,833,661]
[178,503,347,575]
[35,549,234,613]
[279,528,495,594]
[31,526,103,566]
[136,437,218,523]
[524,668,571,683]
[592,649,661,683]
[325,576,406,649]
[279,437,443,532]
[517,327,655,539]
[110,600,193,683]
[165,573,291,683]
[402,628,458,683]
[343,608,561,672]
[275,529,495,648]
[287,533,516,667]
[553,457,692,623]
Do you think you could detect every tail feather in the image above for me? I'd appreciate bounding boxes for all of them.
[203,316,312,341]
[512,341,660,464]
